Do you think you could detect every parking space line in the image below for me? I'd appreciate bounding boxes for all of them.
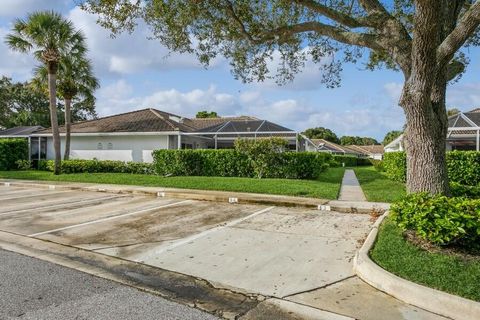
[0,194,126,216]
[135,206,275,260]
[28,200,192,237]
[0,190,72,202]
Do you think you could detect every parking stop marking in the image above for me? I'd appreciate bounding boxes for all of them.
[0,195,125,217]
[135,206,275,260]
[0,190,72,202]
[28,200,192,237]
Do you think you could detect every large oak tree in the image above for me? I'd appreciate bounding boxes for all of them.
[82,0,480,194]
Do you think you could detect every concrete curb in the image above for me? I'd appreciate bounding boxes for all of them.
[354,213,480,320]
[0,179,389,213]
[0,230,352,320]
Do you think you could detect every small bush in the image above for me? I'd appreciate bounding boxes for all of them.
[370,159,384,171]
[383,152,407,182]
[446,151,480,186]
[15,160,32,170]
[450,182,480,199]
[39,159,154,174]
[391,193,480,246]
[234,138,288,178]
[0,138,29,170]
[331,155,371,167]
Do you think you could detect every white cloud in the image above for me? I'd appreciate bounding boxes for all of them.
[67,6,216,76]
[253,48,335,91]
[95,81,405,139]
[383,81,480,111]
[0,0,69,18]
[0,27,37,80]
[447,82,480,109]
[383,82,403,104]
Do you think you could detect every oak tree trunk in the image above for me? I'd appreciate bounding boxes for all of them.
[402,87,449,195]
[64,98,72,160]
[48,63,61,175]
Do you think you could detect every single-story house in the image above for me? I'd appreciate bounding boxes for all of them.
[384,108,480,152]
[306,138,384,159]
[31,108,308,163]
[344,144,384,160]
[0,126,45,161]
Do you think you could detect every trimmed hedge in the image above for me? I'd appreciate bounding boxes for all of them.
[446,151,480,186]
[382,152,407,182]
[331,155,371,167]
[39,159,154,174]
[0,138,29,170]
[383,151,480,185]
[391,193,480,247]
[152,149,331,179]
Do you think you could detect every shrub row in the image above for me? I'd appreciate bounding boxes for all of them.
[39,159,154,174]
[382,151,480,186]
[331,155,371,167]
[382,152,407,182]
[153,149,331,179]
[391,192,480,247]
[0,138,29,170]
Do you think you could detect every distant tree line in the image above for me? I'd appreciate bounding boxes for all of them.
[0,76,96,129]
[302,126,382,146]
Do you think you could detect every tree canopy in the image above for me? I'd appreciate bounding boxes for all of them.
[447,108,461,116]
[302,127,340,143]
[340,135,379,146]
[382,130,403,146]
[0,76,96,128]
[196,110,219,118]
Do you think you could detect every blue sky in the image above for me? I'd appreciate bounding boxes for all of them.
[1,0,479,141]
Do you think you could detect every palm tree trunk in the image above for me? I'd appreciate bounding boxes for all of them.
[48,64,61,175]
[64,98,72,160]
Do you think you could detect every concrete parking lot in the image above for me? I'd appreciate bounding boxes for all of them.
[0,184,444,319]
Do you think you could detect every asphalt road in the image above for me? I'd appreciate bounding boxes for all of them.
[0,249,218,320]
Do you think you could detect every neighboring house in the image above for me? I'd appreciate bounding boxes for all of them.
[384,108,480,153]
[0,126,44,138]
[345,145,385,160]
[0,126,45,161]
[33,108,303,163]
[384,134,404,152]
[306,138,380,158]
[447,108,480,151]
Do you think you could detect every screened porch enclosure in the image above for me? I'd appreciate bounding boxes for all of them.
[179,119,306,151]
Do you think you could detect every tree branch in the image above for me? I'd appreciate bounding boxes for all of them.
[358,0,390,14]
[292,0,364,28]
[437,0,480,67]
[260,21,383,51]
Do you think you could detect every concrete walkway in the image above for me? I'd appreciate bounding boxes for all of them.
[338,170,367,201]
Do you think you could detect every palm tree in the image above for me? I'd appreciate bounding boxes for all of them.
[5,11,86,174]
[34,56,99,160]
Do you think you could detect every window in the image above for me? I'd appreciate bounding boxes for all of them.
[107,142,113,150]
[97,142,103,150]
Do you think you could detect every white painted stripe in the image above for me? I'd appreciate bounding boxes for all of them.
[0,190,71,202]
[0,195,124,216]
[135,206,275,260]
[29,200,192,237]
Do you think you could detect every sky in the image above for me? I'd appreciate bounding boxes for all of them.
[1,0,480,141]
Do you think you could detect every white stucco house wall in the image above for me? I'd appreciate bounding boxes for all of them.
[32,108,300,163]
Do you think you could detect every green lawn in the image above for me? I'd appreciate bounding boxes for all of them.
[354,166,406,203]
[371,217,480,302]
[0,167,345,200]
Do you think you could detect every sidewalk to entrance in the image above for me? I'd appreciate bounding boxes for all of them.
[338,169,367,202]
